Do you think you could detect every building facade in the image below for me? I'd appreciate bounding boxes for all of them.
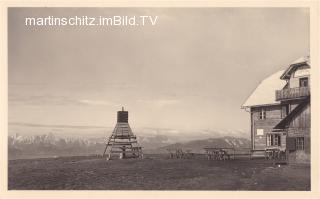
[242,56,310,162]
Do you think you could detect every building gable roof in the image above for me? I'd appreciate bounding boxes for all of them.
[280,55,310,80]
[242,70,286,108]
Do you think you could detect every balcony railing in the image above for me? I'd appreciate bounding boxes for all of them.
[276,87,310,101]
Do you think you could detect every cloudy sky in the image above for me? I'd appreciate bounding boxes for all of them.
[8,8,309,133]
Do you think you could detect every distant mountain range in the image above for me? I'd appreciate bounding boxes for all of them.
[8,122,250,159]
[159,137,251,154]
[8,133,104,159]
[9,122,249,139]
[8,133,250,159]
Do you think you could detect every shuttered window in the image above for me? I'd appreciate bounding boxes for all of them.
[299,77,308,87]
[296,137,304,150]
[259,108,266,120]
[286,137,296,150]
[266,134,281,147]
[267,134,271,146]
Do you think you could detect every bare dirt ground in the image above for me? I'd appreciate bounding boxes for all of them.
[8,154,310,190]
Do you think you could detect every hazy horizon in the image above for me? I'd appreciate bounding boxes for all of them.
[8,8,309,134]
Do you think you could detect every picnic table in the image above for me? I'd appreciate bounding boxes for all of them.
[204,147,235,160]
[166,148,195,159]
[265,147,286,160]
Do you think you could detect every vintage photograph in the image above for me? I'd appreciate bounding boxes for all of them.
[7,7,310,190]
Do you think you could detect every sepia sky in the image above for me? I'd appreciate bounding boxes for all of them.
[8,8,309,133]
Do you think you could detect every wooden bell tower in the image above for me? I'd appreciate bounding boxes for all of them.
[102,107,143,160]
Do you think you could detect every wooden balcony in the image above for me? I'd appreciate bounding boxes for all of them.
[276,87,310,101]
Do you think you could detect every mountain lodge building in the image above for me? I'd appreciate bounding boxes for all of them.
[242,55,310,162]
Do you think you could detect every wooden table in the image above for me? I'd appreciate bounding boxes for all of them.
[204,147,235,160]
[265,147,286,160]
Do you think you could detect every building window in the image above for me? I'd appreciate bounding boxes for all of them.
[281,104,289,118]
[299,77,308,87]
[267,134,281,147]
[259,108,266,120]
[296,137,304,150]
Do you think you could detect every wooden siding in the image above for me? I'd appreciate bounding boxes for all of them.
[305,136,311,154]
[281,135,287,148]
[251,105,283,120]
[250,101,310,151]
[288,128,310,137]
[289,75,301,88]
[287,101,311,155]
[288,103,310,130]
[251,105,283,150]
[251,111,254,149]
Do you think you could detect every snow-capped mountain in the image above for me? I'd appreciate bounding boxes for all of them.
[8,122,250,159]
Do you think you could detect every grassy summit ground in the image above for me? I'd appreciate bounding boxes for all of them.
[8,154,310,190]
